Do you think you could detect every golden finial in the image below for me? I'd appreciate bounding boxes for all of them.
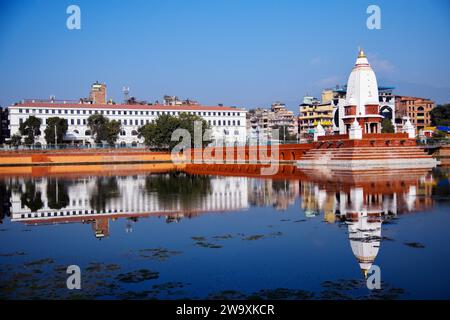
[362,268,369,279]
[358,47,366,58]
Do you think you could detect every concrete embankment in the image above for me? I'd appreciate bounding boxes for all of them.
[0,144,314,167]
[438,146,450,166]
[0,148,176,167]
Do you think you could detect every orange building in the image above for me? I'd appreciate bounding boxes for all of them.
[395,96,435,132]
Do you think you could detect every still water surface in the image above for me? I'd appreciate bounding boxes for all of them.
[1,164,449,299]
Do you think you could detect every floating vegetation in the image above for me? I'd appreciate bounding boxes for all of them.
[191,236,206,241]
[250,288,315,300]
[24,258,54,267]
[212,234,233,240]
[242,232,283,241]
[404,242,425,248]
[195,241,223,249]
[242,234,265,241]
[116,269,160,283]
[139,248,182,261]
[0,251,26,257]
[208,290,247,300]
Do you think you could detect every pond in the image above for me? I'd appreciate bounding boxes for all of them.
[0,164,449,300]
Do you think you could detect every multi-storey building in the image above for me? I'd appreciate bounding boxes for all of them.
[8,101,247,147]
[247,102,298,144]
[7,83,247,147]
[395,96,435,132]
[298,92,334,140]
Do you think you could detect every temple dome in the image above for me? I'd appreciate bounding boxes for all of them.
[348,213,382,277]
[345,49,379,115]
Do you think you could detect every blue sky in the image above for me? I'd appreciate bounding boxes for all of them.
[0,0,449,111]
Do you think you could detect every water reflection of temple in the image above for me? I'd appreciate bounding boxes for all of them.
[299,168,435,276]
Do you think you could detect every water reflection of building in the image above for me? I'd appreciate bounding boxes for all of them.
[7,174,249,238]
[247,179,299,210]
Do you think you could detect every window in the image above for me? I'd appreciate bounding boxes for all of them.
[85,130,91,136]
[237,120,240,126]
[71,119,74,125]
[135,119,138,125]
[120,130,126,136]
[19,118,23,125]
[131,130,138,136]
[124,120,127,125]
[19,109,22,113]
[77,119,80,125]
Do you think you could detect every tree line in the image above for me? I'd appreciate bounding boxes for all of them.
[9,112,211,150]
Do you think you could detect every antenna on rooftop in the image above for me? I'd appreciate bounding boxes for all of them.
[122,86,130,103]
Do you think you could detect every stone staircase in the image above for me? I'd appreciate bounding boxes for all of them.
[297,146,438,169]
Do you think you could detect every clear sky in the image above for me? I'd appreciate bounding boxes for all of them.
[1,0,449,111]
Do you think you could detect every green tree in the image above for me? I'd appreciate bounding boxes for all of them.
[105,120,122,146]
[44,117,68,145]
[432,130,447,142]
[10,134,22,148]
[178,112,212,147]
[431,104,450,127]
[138,114,180,150]
[381,118,395,133]
[87,114,121,145]
[138,113,211,150]
[19,116,41,146]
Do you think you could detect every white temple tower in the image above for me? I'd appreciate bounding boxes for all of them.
[341,49,383,135]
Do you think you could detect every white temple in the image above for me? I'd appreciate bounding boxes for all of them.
[339,48,384,135]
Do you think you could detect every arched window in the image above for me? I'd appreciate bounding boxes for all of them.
[131,130,138,136]
[131,141,138,147]
[85,130,91,136]
[73,130,79,134]
[417,106,424,111]
[120,130,126,136]
[120,141,126,148]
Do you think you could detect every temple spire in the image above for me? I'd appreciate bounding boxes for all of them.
[358,47,366,58]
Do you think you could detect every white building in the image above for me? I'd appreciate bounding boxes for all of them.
[8,100,247,147]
